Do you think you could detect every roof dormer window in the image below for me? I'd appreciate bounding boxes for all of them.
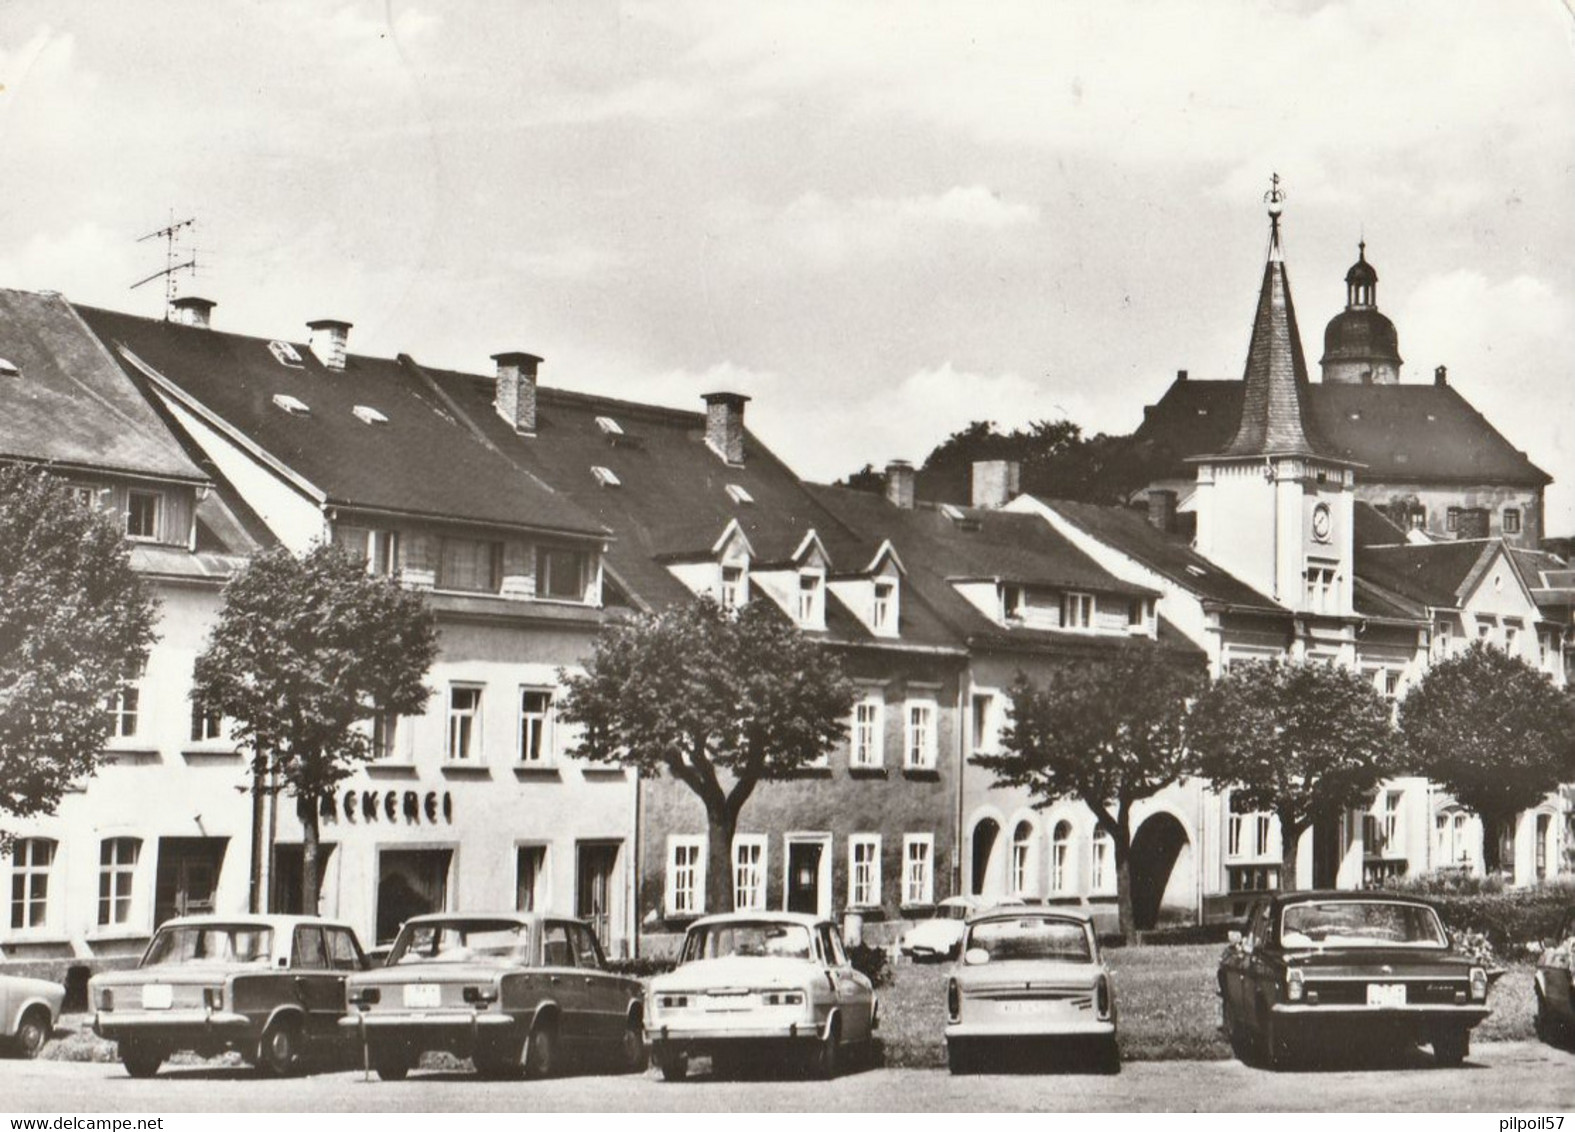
[268,341,304,368]
[352,405,388,425]
[272,393,310,415]
[726,484,754,505]
[871,579,897,634]
[591,465,621,488]
[595,416,624,436]
[720,563,747,609]
[797,570,825,628]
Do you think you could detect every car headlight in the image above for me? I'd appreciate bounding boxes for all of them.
[946,978,960,1023]
[761,990,806,1007]
[1469,966,1487,1002]
[1285,968,1305,1003]
[1094,976,1112,1020]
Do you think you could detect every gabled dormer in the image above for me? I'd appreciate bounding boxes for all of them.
[749,530,832,632]
[662,518,755,609]
[951,575,1156,638]
[828,540,904,638]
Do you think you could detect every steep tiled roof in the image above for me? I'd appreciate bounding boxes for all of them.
[1508,547,1575,615]
[0,289,205,482]
[1354,501,1408,549]
[77,306,607,539]
[1135,378,1550,486]
[1355,539,1498,608]
[1032,498,1281,613]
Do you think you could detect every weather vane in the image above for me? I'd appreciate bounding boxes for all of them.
[1264,173,1285,256]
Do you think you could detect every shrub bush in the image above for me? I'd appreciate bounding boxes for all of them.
[1422,884,1574,957]
[607,955,677,979]
[847,942,892,987]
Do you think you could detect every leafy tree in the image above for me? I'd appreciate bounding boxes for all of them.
[1399,641,1575,874]
[0,467,157,844]
[559,597,854,914]
[972,640,1205,939]
[1188,659,1398,886]
[193,544,438,912]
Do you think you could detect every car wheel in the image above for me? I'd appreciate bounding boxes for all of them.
[373,1049,413,1081]
[120,1042,164,1079]
[257,1016,303,1077]
[1096,1036,1122,1075]
[1431,1027,1469,1067]
[523,1020,558,1079]
[13,1008,50,1059]
[946,1039,971,1075]
[656,1045,689,1082]
[809,1019,840,1080]
[619,1020,648,1074]
[472,1040,524,1079]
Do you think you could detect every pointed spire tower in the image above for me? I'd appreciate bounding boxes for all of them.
[1192,175,1360,631]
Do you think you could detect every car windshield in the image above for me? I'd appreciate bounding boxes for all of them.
[142,925,274,967]
[1279,901,1448,949]
[940,904,972,921]
[682,921,813,962]
[967,917,1092,962]
[389,920,531,965]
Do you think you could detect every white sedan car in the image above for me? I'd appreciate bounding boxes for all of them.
[646,912,878,1081]
[899,896,982,962]
[1,972,65,1059]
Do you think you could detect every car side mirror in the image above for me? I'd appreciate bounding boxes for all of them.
[963,948,990,966]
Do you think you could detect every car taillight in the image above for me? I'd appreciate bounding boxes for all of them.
[1095,976,1111,1020]
[202,987,223,1010]
[1285,968,1305,1003]
[761,990,805,1006]
[658,994,690,1010]
[101,989,114,1011]
[349,987,382,1008]
[463,985,499,1006]
[946,979,960,1022]
[1469,967,1487,1002]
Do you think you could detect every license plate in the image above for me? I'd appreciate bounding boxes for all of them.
[402,983,441,1008]
[999,1000,1053,1015]
[141,984,173,1010]
[1367,983,1406,1007]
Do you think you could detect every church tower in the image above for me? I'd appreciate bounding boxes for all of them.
[1319,241,1403,384]
[1193,177,1359,633]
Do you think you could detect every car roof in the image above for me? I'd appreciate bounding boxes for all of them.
[685,912,828,929]
[969,905,1095,925]
[400,911,548,927]
[157,914,358,933]
[1269,889,1438,909]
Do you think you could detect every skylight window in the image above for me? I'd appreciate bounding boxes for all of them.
[1185,564,1207,576]
[268,341,304,367]
[591,465,621,487]
[352,405,388,425]
[0,357,19,378]
[595,415,624,436]
[726,484,754,505]
[272,393,311,415]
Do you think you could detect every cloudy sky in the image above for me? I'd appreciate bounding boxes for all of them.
[3,2,1573,527]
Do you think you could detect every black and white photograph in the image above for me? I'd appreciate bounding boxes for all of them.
[1,0,1574,1117]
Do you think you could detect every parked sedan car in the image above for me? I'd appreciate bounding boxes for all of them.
[900,896,981,962]
[1,972,65,1059]
[90,914,368,1078]
[1218,891,1490,1069]
[944,906,1118,1074]
[1532,906,1575,1047]
[341,912,645,1080]
[646,912,877,1081]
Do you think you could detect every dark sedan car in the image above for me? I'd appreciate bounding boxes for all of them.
[1218,891,1490,1069]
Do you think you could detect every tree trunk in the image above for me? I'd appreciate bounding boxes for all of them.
[1480,811,1507,876]
[1279,815,1304,891]
[704,806,738,915]
[301,800,322,916]
[1113,835,1138,944]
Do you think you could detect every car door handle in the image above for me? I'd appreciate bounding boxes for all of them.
[583,977,594,985]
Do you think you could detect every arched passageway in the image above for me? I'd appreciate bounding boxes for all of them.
[970,818,1001,896]
[1129,812,1190,930]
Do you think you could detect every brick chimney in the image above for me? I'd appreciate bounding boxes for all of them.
[492,351,542,435]
[1457,507,1489,539]
[171,296,215,329]
[1434,364,1448,386]
[703,392,749,464]
[885,460,916,510]
[1147,489,1178,533]
[971,459,1021,509]
[307,319,352,371]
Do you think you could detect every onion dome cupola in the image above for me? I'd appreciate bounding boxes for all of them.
[1320,240,1402,384]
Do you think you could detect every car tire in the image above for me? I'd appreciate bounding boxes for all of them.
[946,1039,971,1075]
[12,1008,50,1059]
[809,1019,840,1080]
[373,1049,413,1081]
[120,1042,164,1079]
[619,1020,648,1074]
[1431,1027,1469,1067]
[257,1016,303,1077]
[523,1020,558,1080]
[472,1040,523,1079]
[656,1045,689,1082]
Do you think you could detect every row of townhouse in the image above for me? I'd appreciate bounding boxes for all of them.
[2,194,1572,981]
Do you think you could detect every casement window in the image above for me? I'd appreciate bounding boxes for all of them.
[903,834,934,906]
[515,846,547,912]
[446,686,483,762]
[537,547,587,601]
[666,837,705,917]
[106,687,140,739]
[371,712,398,761]
[848,835,881,908]
[66,484,97,509]
[1226,792,1273,859]
[189,699,223,743]
[1050,821,1074,892]
[1504,622,1520,652]
[9,838,56,930]
[437,537,501,593]
[1091,829,1115,894]
[126,490,161,541]
[337,527,400,575]
[904,700,937,769]
[1535,813,1553,880]
[970,693,997,754]
[518,688,554,764]
[719,564,746,609]
[850,698,883,768]
[1503,508,1522,535]
[1435,808,1472,867]
[1010,821,1036,895]
[1446,507,1461,533]
[1304,560,1338,613]
[797,571,824,627]
[871,580,895,632]
[1062,591,1093,630]
[733,837,767,912]
[1405,507,1427,532]
[98,838,140,926]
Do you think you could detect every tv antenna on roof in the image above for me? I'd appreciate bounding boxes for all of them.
[131,213,198,319]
